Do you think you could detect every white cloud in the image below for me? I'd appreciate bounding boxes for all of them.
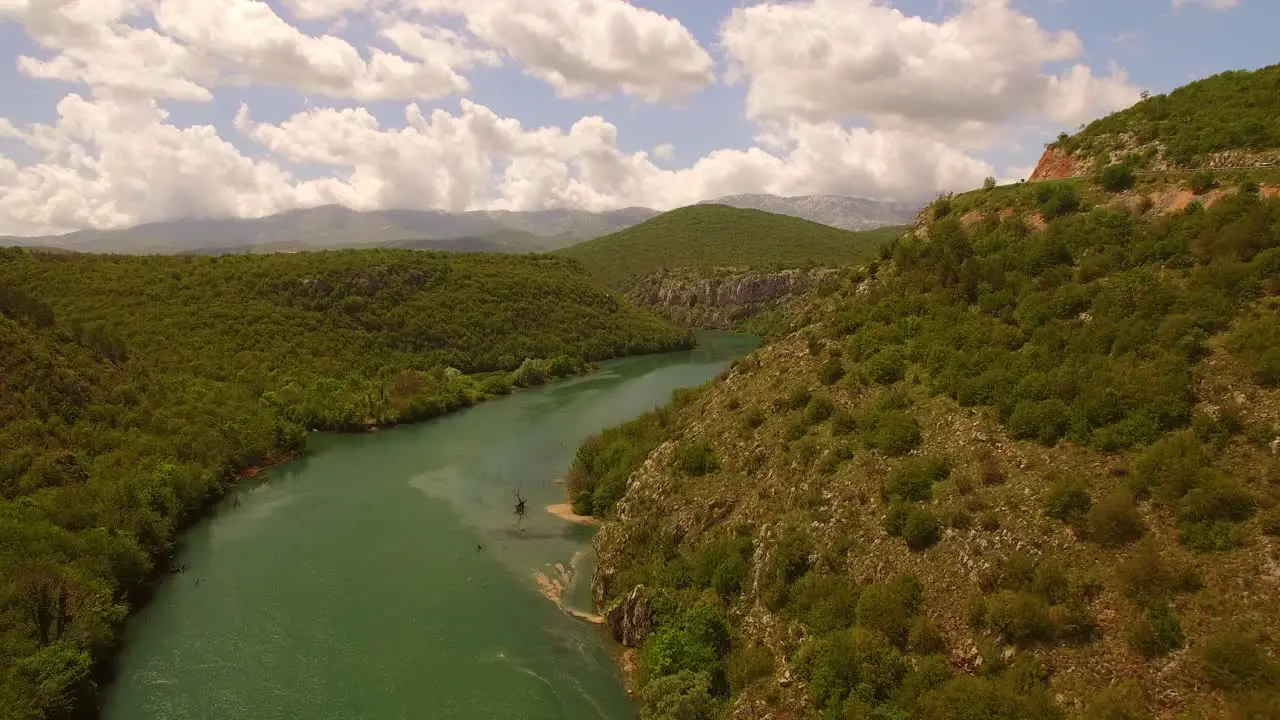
[0,0,1136,234]
[0,96,991,234]
[1172,0,1239,9]
[402,0,715,103]
[0,95,298,234]
[720,0,1139,134]
[2,0,486,102]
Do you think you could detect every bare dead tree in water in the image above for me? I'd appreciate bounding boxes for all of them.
[513,489,528,531]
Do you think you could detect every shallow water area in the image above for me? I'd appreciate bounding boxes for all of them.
[101,331,757,720]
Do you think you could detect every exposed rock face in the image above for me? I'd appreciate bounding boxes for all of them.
[605,585,654,648]
[627,267,838,329]
[1028,147,1089,181]
[1029,143,1280,182]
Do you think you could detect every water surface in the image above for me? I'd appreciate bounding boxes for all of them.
[102,331,757,720]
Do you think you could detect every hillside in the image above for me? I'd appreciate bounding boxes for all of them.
[1032,64,1280,180]
[557,205,905,292]
[0,248,689,718]
[698,194,921,232]
[9,205,659,255]
[566,86,1280,718]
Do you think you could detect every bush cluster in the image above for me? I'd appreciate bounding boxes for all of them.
[970,552,1097,647]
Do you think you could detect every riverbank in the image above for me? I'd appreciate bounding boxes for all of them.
[545,502,601,526]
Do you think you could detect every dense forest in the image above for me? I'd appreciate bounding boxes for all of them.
[0,247,690,719]
[558,205,903,292]
[571,172,1280,715]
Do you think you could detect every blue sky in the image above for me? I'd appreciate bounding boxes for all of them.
[0,0,1274,234]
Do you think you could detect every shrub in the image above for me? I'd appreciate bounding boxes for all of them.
[999,551,1037,591]
[640,670,717,720]
[1189,170,1216,194]
[805,395,835,424]
[903,509,943,551]
[983,591,1054,646]
[1225,314,1280,387]
[1087,490,1146,547]
[1043,481,1092,522]
[1131,431,1212,502]
[1117,538,1201,604]
[1129,602,1185,659]
[786,573,860,633]
[908,618,948,655]
[866,347,907,385]
[741,406,765,430]
[980,457,1006,486]
[943,506,972,530]
[691,537,753,598]
[481,374,513,395]
[1036,182,1081,219]
[882,455,951,502]
[761,530,812,610]
[831,409,857,436]
[983,176,997,191]
[673,440,719,476]
[884,501,911,537]
[1030,559,1071,605]
[861,408,922,457]
[1262,506,1280,536]
[725,642,774,696]
[856,575,923,647]
[1199,630,1280,691]
[782,417,807,442]
[784,384,812,411]
[933,197,953,220]
[1177,476,1257,551]
[979,511,1001,532]
[1083,681,1152,720]
[642,603,730,681]
[818,357,846,385]
[796,628,908,710]
[915,672,1060,720]
[1101,163,1137,192]
[1008,399,1071,445]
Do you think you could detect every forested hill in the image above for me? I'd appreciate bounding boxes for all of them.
[567,120,1280,718]
[556,205,904,292]
[0,247,690,718]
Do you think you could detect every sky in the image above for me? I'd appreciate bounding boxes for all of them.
[0,0,1274,236]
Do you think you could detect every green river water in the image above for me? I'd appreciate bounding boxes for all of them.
[101,331,758,720]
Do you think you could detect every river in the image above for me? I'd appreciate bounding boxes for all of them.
[100,331,758,720]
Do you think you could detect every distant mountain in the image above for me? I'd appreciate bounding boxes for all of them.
[6,205,661,255]
[698,193,921,231]
[2,194,920,255]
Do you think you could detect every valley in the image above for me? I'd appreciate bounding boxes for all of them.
[1,52,1279,720]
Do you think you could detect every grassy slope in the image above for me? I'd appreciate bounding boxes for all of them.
[0,248,689,719]
[1053,64,1280,169]
[557,204,904,291]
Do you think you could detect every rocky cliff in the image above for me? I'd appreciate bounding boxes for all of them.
[626,267,838,330]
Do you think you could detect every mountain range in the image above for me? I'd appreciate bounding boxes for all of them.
[697,193,922,231]
[2,194,920,255]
